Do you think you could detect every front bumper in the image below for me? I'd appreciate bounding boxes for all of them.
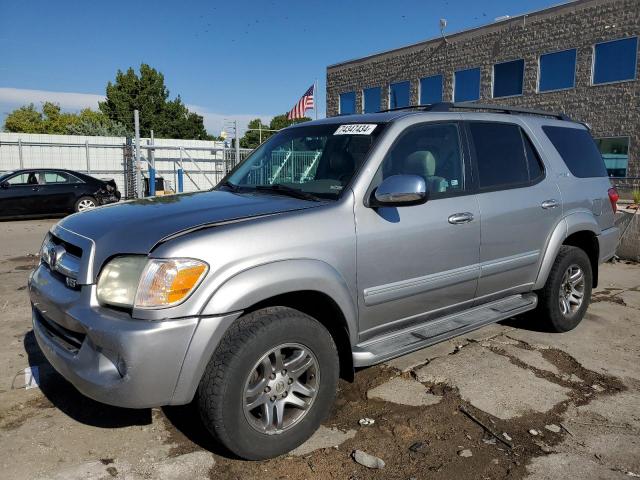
[28,263,236,408]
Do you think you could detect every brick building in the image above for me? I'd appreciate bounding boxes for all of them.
[326,0,639,180]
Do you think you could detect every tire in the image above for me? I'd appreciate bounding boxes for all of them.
[536,245,592,332]
[74,196,97,212]
[198,307,339,460]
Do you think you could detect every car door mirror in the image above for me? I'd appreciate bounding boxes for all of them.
[0,181,9,189]
[372,174,427,207]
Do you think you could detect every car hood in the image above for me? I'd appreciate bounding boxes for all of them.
[57,190,324,277]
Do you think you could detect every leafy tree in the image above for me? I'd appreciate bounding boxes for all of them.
[99,64,211,139]
[66,109,130,136]
[3,104,44,133]
[238,114,311,149]
[269,114,311,131]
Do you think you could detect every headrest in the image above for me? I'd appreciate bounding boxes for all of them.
[405,150,436,177]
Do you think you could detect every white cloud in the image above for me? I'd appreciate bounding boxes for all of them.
[0,87,105,110]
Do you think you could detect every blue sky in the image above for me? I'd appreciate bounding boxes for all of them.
[0,0,565,135]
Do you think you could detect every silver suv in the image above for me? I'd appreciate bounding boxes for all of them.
[28,103,619,459]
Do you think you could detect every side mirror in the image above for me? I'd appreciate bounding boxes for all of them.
[372,174,427,207]
[0,181,9,189]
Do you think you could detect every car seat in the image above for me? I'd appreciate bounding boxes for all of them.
[403,151,448,193]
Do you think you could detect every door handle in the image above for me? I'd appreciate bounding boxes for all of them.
[541,199,559,209]
[31,187,40,192]
[448,212,474,224]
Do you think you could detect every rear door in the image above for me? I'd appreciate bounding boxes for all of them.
[355,121,480,339]
[466,121,562,300]
[41,171,80,213]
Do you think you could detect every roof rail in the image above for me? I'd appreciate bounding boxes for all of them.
[378,102,571,121]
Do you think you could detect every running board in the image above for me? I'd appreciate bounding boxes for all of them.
[352,293,537,367]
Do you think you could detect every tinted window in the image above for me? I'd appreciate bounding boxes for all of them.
[539,49,576,91]
[593,37,638,84]
[454,67,481,101]
[44,172,71,184]
[339,92,356,115]
[363,87,381,113]
[469,123,529,189]
[377,123,464,196]
[543,126,607,178]
[419,75,443,104]
[389,81,410,109]
[596,137,629,177]
[493,59,524,97]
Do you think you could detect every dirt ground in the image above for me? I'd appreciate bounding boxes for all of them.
[1,219,639,479]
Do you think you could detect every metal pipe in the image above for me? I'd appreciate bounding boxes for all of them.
[85,140,91,173]
[134,110,142,198]
[18,139,23,169]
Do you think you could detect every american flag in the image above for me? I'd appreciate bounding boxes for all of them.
[287,84,315,120]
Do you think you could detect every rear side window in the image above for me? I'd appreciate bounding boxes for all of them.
[469,122,535,190]
[542,126,607,178]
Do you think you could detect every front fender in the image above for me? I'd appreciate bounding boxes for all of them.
[201,259,358,344]
[534,212,600,289]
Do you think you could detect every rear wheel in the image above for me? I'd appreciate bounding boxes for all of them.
[536,245,592,332]
[74,196,97,212]
[198,307,339,460]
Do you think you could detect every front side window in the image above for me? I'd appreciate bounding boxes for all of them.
[389,81,410,109]
[374,123,464,197]
[539,49,577,92]
[339,92,356,115]
[593,37,638,84]
[493,59,524,97]
[595,137,629,177]
[363,87,381,113]
[420,75,443,104]
[542,126,607,178]
[224,123,384,200]
[454,67,481,102]
[469,122,541,190]
[7,172,38,186]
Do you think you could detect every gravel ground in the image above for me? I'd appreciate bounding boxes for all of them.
[1,219,639,479]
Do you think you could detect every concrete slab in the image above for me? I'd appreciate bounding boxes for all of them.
[385,339,461,372]
[367,377,442,407]
[598,262,640,291]
[290,426,357,456]
[525,453,628,480]
[415,345,571,419]
[496,343,561,376]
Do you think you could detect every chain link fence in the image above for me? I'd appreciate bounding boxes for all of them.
[0,132,252,199]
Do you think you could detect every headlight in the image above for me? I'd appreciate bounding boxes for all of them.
[96,256,208,309]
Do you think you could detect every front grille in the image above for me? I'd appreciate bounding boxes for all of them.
[50,234,83,258]
[34,309,86,355]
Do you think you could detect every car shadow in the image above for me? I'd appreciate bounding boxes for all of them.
[499,311,554,333]
[23,330,152,428]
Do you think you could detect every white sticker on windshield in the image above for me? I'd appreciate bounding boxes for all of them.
[334,124,377,135]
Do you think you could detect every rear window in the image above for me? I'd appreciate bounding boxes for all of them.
[542,126,607,178]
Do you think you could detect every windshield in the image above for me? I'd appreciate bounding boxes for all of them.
[221,123,384,200]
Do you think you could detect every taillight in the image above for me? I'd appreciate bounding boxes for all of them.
[608,187,619,214]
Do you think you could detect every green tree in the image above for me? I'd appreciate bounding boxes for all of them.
[66,109,130,136]
[3,104,44,133]
[99,64,211,139]
[269,113,311,131]
[239,118,270,149]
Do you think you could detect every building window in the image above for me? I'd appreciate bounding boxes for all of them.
[419,75,443,104]
[592,37,638,85]
[539,49,577,92]
[454,67,481,102]
[389,81,410,109]
[596,137,630,177]
[362,87,381,113]
[493,59,524,97]
[339,92,356,115]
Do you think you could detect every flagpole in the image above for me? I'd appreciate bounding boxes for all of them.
[314,79,318,120]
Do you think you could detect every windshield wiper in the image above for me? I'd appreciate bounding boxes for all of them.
[218,180,242,192]
[254,184,321,202]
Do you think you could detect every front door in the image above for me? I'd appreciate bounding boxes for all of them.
[0,171,43,217]
[355,122,480,340]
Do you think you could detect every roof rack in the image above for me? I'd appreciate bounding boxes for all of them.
[378,102,571,121]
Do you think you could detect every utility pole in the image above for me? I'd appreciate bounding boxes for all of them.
[149,129,156,196]
[234,120,240,167]
[134,109,143,198]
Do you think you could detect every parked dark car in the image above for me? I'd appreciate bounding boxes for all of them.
[0,168,121,219]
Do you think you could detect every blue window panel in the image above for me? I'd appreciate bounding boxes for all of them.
[419,75,443,104]
[593,37,638,84]
[363,87,381,113]
[539,49,577,92]
[339,92,356,115]
[493,59,524,97]
[389,81,410,109]
[454,67,481,102]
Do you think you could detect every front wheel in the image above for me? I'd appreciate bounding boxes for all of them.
[198,307,339,460]
[536,245,592,332]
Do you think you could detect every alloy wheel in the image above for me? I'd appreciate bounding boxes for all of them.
[77,199,96,211]
[559,264,585,316]
[243,343,319,434]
